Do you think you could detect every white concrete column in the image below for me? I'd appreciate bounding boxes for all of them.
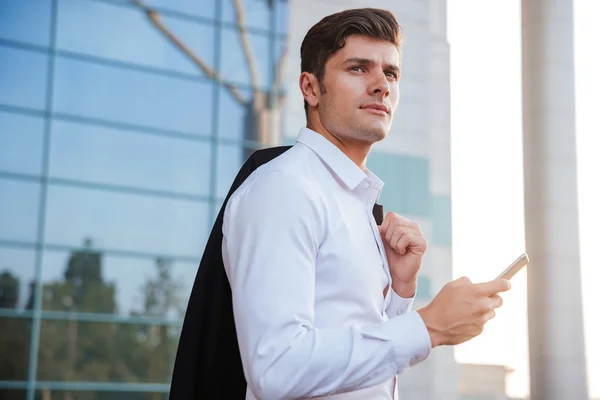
[427,0,458,399]
[521,1,589,399]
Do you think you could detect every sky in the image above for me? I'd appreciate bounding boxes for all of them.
[448,0,599,398]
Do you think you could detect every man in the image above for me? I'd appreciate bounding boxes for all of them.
[219,7,510,400]
[169,7,511,400]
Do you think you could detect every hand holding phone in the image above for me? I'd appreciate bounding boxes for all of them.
[496,252,529,280]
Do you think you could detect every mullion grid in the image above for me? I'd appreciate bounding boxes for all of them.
[0,0,286,396]
[207,0,223,229]
[25,0,59,397]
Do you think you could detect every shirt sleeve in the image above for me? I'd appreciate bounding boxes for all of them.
[386,289,416,318]
[222,170,432,400]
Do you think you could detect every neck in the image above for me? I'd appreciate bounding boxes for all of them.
[306,121,371,170]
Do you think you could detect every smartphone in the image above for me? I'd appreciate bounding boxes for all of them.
[496,252,529,280]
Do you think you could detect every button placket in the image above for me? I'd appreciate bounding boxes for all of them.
[364,186,393,313]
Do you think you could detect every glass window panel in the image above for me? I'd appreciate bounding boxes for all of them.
[272,38,287,88]
[217,85,254,141]
[416,275,431,299]
[0,0,52,46]
[53,56,214,135]
[367,152,407,213]
[0,46,48,110]
[57,0,215,76]
[221,0,272,31]
[34,390,168,400]
[37,319,181,384]
[405,157,430,216]
[0,111,44,176]
[0,179,40,243]
[216,144,249,199]
[369,153,430,217]
[49,120,211,196]
[210,198,226,224]
[0,390,26,400]
[145,0,216,19]
[219,27,272,89]
[431,195,452,246]
[215,144,266,198]
[41,250,197,321]
[276,0,288,34]
[279,107,293,142]
[44,185,209,257]
[271,39,287,145]
[278,92,295,142]
[0,247,36,310]
[0,317,32,381]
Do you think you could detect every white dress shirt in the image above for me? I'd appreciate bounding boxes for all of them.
[222,127,431,400]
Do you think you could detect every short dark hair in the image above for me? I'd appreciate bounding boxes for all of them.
[300,8,403,114]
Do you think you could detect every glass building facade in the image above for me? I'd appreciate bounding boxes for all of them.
[1,1,436,399]
[1,0,288,399]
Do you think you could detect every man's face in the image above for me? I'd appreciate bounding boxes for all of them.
[317,35,401,144]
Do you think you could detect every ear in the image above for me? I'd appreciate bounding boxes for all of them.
[299,72,320,108]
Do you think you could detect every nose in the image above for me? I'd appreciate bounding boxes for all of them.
[369,70,390,98]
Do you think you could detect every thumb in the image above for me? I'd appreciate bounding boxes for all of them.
[378,227,392,249]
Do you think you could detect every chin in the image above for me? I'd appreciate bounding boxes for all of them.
[360,124,388,143]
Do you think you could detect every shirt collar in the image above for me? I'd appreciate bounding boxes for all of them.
[295,127,384,192]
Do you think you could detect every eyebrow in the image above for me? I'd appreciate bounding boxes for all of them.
[341,57,401,74]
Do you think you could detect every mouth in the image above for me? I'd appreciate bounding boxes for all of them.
[360,103,389,116]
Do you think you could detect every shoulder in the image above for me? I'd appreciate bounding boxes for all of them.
[229,166,318,213]
[246,146,292,166]
[232,145,318,202]
[223,150,325,232]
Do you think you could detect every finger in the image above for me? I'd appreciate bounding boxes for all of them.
[388,225,414,250]
[489,294,503,309]
[380,212,398,233]
[379,216,391,237]
[387,226,405,249]
[383,211,410,225]
[394,232,412,255]
[398,233,427,255]
[477,279,511,296]
[476,298,492,314]
[404,222,424,239]
[383,222,397,244]
[469,323,485,337]
[449,277,468,289]
[405,220,423,236]
[476,310,496,328]
[382,213,417,237]
[453,276,472,286]
[484,309,496,321]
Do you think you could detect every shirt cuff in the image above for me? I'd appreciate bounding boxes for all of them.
[384,310,432,369]
[386,288,416,318]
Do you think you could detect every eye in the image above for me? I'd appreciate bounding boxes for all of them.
[349,66,365,73]
[386,71,399,80]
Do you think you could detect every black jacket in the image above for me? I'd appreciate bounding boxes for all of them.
[168,145,383,399]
